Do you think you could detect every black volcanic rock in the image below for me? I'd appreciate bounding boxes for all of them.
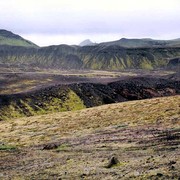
[0,76,179,120]
[167,58,180,70]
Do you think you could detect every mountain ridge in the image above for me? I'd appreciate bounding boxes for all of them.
[0,29,180,70]
[1,44,179,70]
[100,38,180,48]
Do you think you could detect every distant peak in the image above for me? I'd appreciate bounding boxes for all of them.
[79,39,95,46]
[120,38,127,40]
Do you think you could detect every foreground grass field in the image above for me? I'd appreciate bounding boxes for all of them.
[0,96,180,179]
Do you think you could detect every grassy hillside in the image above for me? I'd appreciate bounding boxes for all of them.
[0,30,38,47]
[1,95,179,146]
[0,96,179,179]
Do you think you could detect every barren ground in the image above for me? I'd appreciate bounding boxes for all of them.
[0,68,175,95]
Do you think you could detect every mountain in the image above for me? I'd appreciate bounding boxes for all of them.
[0,44,180,70]
[79,39,95,46]
[0,30,180,70]
[100,38,180,48]
[0,29,38,47]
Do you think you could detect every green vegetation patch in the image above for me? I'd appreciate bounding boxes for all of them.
[0,144,17,151]
[0,89,86,120]
[61,90,86,111]
[56,143,71,152]
[139,59,154,70]
[0,35,36,47]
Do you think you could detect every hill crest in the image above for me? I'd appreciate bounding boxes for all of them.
[0,29,38,47]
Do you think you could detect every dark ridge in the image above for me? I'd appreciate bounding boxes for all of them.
[0,29,23,39]
[0,76,179,120]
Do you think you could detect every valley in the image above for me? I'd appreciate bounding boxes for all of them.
[0,30,179,179]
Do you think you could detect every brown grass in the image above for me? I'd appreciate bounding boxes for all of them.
[0,95,179,179]
[1,95,179,147]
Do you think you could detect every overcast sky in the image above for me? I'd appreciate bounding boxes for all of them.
[0,0,180,46]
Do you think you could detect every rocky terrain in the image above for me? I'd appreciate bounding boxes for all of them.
[0,70,179,120]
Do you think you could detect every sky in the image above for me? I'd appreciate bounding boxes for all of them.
[0,0,180,46]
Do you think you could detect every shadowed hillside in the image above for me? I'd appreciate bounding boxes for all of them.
[0,44,180,70]
[167,57,180,70]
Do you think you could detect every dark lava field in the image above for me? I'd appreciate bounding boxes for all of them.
[0,69,179,120]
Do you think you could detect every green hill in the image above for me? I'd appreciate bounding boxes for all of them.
[0,29,38,47]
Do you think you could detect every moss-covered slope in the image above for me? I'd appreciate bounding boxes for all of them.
[0,44,180,70]
[0,87,85,120]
